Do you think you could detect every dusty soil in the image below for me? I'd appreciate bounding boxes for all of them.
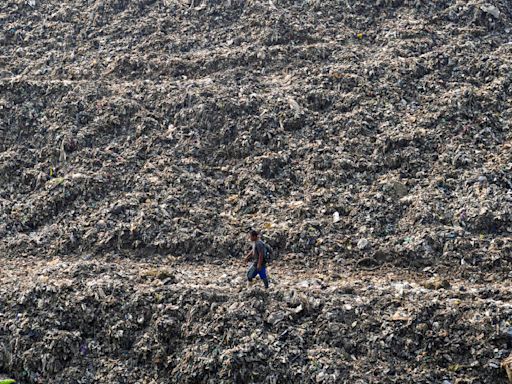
[1,0,512,382]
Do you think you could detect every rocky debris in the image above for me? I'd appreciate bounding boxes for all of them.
[1,258,512,383]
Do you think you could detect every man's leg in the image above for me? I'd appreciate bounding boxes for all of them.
[258,267,269,289]
[247,265,257,283]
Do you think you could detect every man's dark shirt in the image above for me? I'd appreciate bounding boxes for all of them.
[252,240,266,267]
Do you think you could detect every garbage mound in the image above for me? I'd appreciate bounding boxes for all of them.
[1,0,512,382]
[1,258,512,383]
[1,0,511,269]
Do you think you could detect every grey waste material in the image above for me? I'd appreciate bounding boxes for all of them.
[0,0,511,272]
[0,258,511,383]
[1,0,512,382]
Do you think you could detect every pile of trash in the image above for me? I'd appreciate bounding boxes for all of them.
[1,257,512,383]
[1,0,512,382]
[0,0,510,270]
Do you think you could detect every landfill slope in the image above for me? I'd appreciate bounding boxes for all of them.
[1,0,511,267]
[0,0,512,383]
[1,257,512,384]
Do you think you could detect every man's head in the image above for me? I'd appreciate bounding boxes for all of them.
[249,230,259,242]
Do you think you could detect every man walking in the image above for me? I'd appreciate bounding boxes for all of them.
[244,230,269,289]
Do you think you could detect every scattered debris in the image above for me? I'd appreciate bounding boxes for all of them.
[0,0,511,382]
[480,4,501,18]
[502,354,512,383]
[0,0,510,271]
[357,238,369,250]
[0,258,511,383]
[421,277,451,290]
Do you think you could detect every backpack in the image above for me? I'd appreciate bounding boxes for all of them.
[264,242,274,264]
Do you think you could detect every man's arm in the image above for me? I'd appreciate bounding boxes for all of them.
[244,249,253,262]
